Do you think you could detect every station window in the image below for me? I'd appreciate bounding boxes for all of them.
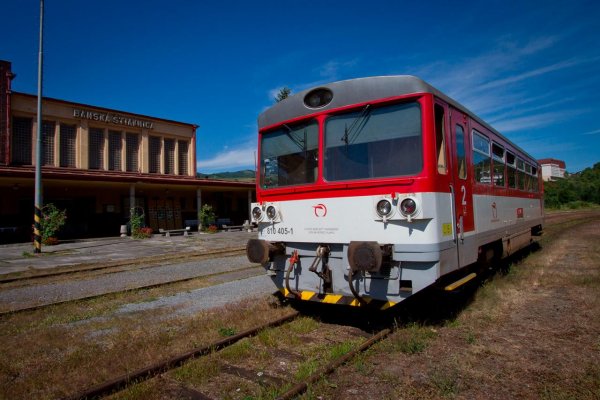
[456,125,466,179]
[89,128,104,170]
[506,152,517,189]
[41,121,55,166]
[178,140,189,175]
[472,130,491,184]
[126,133,139,172]
[108,131,122,171]
[149,136,161,173]
[492,142,505,187]
[11,117,32,165]
[434,104,446,174]
[164,138,175,175]
[60,123,77,168]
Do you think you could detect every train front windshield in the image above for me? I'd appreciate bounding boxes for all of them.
[260,101,422,189]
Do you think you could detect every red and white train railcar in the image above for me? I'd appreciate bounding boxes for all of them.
[246,76,543,309]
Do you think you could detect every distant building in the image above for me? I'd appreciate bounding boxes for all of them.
[538,158,566,181]
[0,60,254,243]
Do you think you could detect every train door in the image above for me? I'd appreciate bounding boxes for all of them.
[449,107,475,267]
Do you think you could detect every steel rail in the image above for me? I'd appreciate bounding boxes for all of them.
[276,327,393,400]
[63,311,300,400]
[0,263,261,317]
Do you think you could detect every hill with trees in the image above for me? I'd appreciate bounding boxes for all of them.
[197,170,255,182]
[544,162,600,209]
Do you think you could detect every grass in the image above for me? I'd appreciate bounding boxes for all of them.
[539,363,600,400]
[429,364,460,398]
[0,295,292,399]
[218,326,237,337]
[465,331,476,344]
[287,317,319,334]
[172,354,221,386]
[295,359,319,380]
[386,323,437,355]
[220,339,253,361]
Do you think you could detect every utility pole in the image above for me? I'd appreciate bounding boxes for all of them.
[33,0,44,253]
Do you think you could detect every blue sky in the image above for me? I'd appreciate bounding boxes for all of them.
[2,0,599,173]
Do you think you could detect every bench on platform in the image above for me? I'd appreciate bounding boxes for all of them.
[159,227,191,237]
[223,221,254,232]
[184,219,199,231]
[222,224,244,232]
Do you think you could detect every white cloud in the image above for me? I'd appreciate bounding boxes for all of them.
[197,145,256,173]
[492,108,589,133]
[486,97,576,124]
[581,128,600,135]
[315,59,358,80]
[476,58,585,91]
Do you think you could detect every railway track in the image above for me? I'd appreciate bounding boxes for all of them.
[63,312,301,400]
[0,246,245,286]
[63,310,393,400]
[0,252,260,316]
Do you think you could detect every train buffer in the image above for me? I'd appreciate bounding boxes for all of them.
[159,227,191,237]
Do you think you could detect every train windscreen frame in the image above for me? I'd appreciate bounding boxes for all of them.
[260,119,319,189]
[324,101,422,181]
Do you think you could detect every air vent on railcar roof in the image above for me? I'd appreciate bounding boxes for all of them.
[304,88,333,108]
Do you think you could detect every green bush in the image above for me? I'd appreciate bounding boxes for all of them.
[198,204,216,231]
[130,208,151,239]
[40,203,67,243]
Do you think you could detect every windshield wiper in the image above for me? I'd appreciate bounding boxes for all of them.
[341,104,371,145]
[282,123,306,151]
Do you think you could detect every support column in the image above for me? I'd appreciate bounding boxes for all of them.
[129,184,136,216]
[196,188,202,231]
[248,189,253,220]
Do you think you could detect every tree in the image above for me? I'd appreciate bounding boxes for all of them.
[543,162,600,209]
[275,87,291,103]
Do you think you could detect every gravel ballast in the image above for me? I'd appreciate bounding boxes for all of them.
[0,255,263,312]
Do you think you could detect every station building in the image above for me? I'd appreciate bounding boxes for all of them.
[539,158,566,181]
[0,60,255,243]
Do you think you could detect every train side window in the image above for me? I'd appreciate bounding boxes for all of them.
[455,124,466,179]
[516,158,526,191]
[492,142,505,187]
[435,104,446,175]
[506,152,517,189]
[472,130,491,184]
[525,163,533,192]
[532,166,539,192]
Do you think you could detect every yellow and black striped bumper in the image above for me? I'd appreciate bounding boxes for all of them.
[280,288,397,310]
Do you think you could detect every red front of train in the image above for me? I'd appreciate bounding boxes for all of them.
[246,76,543,308]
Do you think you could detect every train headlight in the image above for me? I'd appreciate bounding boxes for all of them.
[304,88,333,108]
[376,199,393,217]
[266,205,278,220]
[400,198,417,217]
[252,206,263,221]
